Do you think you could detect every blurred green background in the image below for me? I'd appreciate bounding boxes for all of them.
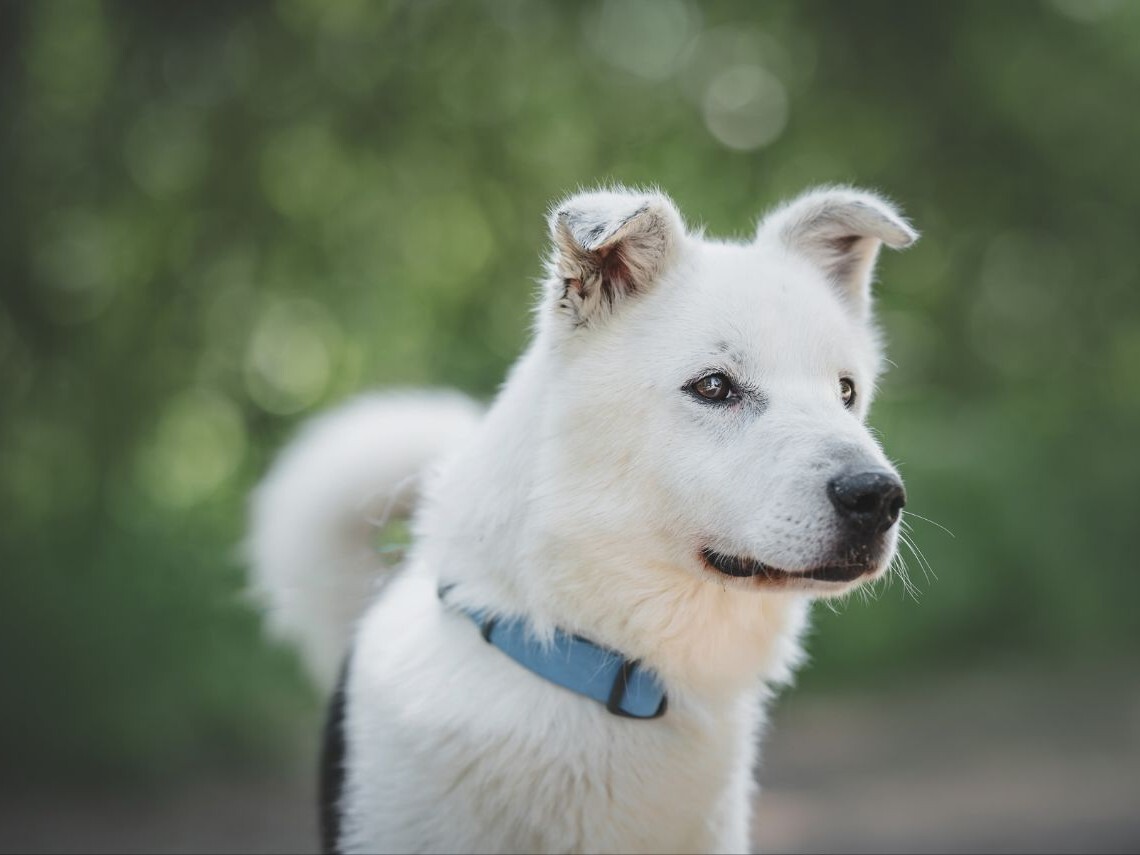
[2,0,1138,842]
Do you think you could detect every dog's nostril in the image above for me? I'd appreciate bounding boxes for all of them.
[827,470,906,533]
[886,492,906,522]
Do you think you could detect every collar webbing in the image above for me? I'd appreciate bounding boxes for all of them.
[438,585,667,720]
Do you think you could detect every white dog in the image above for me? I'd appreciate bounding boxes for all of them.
[248,185,917,854]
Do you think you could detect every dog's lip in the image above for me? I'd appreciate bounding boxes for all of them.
[699,547,873,585]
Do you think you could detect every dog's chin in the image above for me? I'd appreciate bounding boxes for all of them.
[698,547,884,594]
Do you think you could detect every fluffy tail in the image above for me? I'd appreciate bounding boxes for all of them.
[246,391,482,689]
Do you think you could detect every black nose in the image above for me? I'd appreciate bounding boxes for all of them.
[827,470,906,534]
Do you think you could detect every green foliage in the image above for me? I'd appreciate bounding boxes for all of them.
[2,0,1138,780]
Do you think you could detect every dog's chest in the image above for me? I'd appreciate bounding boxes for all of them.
[344,702,756,853]
[338,587,761,853]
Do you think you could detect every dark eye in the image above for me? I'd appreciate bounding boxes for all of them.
[840,377,856,409]
[689,372,736,403]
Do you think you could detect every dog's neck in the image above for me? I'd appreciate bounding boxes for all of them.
[416,341,811,703]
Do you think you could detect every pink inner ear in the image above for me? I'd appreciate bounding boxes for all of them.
[599,244,633,297]
[597,243,642,307]
[828,234,863,253]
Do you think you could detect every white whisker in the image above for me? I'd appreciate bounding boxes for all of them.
[903,511,956,538]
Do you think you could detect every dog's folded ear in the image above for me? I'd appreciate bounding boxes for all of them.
[758,187,917,318]
[548,189,685,325]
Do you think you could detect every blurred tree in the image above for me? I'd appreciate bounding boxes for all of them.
[1,0,1137,781]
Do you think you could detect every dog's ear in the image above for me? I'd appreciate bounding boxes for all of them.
[758,187,917,318]
[548,189,685,325]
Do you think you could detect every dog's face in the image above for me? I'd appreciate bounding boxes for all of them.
[541,187,916,597]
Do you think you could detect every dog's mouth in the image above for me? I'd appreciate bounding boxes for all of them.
[699,547,875,586]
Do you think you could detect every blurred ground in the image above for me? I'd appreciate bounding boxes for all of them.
[2,664,1135,855]
[753,664,1140,854]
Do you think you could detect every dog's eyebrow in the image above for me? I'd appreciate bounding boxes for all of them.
[709,343,750,370]
[713,339,753,364]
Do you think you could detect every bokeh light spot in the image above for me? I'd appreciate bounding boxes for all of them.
[245,299,342,415]
[680,25,799,103]
[398,195,495,288]
[702,64,788,151]
[125,104,211,200]
[33,210,128,325]
[135,389,248,509]
[585,0,699,81]
[1048,0,1125,22]
[27,0,112,118]
[259,123,352,219]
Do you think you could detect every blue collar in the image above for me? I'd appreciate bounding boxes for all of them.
[438,586,668,720]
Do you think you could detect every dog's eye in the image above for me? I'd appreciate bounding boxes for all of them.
[689,373,736,403]
[840,377,856,409]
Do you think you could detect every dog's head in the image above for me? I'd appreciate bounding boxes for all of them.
[538,185,916,598]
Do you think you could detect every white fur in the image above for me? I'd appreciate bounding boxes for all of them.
[247,392,483,689]
[249,185,916,853]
